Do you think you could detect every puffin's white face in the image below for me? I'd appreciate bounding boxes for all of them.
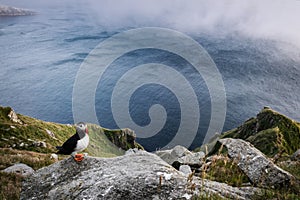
[76,122,88,134]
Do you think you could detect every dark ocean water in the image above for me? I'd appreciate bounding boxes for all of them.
[1,1,300,151]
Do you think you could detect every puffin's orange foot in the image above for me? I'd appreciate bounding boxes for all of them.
[74,154,84,162]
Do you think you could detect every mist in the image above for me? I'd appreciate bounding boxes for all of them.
[84,0,300,48]
[2,0,300,48]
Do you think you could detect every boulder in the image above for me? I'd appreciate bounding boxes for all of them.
[2,163,34,177]
[156,145,205,170]
[179,165,192,175]
[219,138,295,188]
[21,151,259,200]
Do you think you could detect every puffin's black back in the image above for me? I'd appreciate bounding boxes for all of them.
[56,133,80,155]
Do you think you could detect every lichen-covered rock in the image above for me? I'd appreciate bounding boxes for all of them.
[219,138,295,188]
[2,163,34,177]
[21,151,259,200]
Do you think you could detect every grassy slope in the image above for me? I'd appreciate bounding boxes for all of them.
[196,107,300,199]
[222,107,300,157]
[212,107,300,157]
[0,106,138,199]
[0,106,132,157]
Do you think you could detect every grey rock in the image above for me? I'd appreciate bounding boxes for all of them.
[219,138,295,188]
[21,151,259,200]
[291,149,300,161]
[32,141,47,148]
[125,148,141,155]
[179,165,192,175]
[178,151,205,165]
[45,129,55,138]
[0,5,35,16]
[171,145,191,158]
[2,163,34,177]
[156,145,205,170]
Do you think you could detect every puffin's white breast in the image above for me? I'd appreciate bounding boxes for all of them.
[75,134,89,152]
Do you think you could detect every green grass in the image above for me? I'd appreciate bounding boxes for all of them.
[0,106,144,200]
[0,106,141,158]
[0,106,75,153]
[86,124,124,157]
[219,107,300,157]
[203,156,250,187]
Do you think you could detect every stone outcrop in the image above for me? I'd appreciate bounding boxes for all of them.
[103,128,143,151]
[0,5,35,16]
[156,145,205,171]
[21,151,259,200]
[219,138,296,188]
[2,163,34,177]
[7,108,23,124]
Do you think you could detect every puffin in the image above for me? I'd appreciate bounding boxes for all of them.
[56,122,89,162]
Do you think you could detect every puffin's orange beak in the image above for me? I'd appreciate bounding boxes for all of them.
[85,128,88,134]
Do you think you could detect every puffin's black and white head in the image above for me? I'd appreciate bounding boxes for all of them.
[75,122,88,137]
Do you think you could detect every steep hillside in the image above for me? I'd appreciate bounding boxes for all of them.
[222,107,300,157]
[201,107,300,158]
[0,106,142,157]
[0,105,142,199]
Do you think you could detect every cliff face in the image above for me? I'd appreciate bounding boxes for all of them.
[0,5,35,16]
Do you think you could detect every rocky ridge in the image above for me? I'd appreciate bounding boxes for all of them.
[21,150,260,200]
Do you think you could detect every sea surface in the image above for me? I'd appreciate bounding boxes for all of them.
[1,0,300,150]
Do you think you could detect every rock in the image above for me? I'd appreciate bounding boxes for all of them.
[21,151,260,200]
[2,163,34,177]
[7,108,23,124]
[179,165,192,175]
[291,149,300,161]
[219,138,296,188]
[50,153,58,161]
[45,129,55,138]
[156,145,205,171]
[125,148,141,155]
[103,128,143,151]
[0,5,35,16]
[171,145,191,158]
[32,141,47,148]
